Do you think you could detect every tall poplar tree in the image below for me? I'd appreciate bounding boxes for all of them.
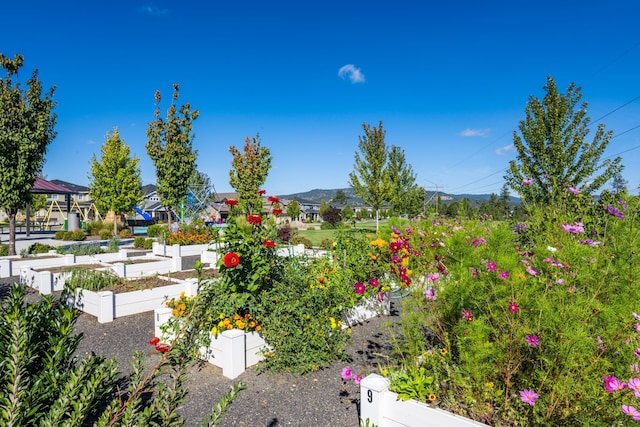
[349,121,391,230]
[146,84,198,228]
[386,145,418,215]
[228,135,272,215]
[89,128,143,237]
[0,53,57,255]
[505,76,622,207]
[286,199,301,221]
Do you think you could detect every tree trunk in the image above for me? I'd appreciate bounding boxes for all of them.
[375,209,380,232]
[166,206,172,231]
[113,216,118,238]
[8,209,17,256]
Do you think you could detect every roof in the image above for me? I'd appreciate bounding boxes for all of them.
[50,179,89,192]
[32,177,77,194]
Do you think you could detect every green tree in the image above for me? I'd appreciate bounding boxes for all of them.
[89,128,143,237]
[318,199,329,219]
[146,84,198,229]
[612,172,628,194]
[505,76,622,208]
[286,199,301,221]
[402,185,427,218]
[386,145,418,215]
[228,135,272,215]
[0,53,57,255]
[349,121,391,230]
[332,189,348,205]
[341,202,355,225]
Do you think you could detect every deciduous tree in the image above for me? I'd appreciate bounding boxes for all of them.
[286,199,301,221]
[146,84,198,228]
[505,76,622,208]
[228,135,272,214]
[349,121,391,230]
[89,128,143,236]
[332,189,347,205]
[0,53,57,255]
[386,145,418,215]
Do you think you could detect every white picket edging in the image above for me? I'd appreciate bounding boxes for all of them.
[154,307,268,379]
[360,374,487,427]
[67,278,198,323]
[342,293,390,328]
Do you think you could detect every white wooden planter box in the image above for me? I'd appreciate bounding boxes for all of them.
[20,265,109,295]
[342,293,390,328]
[155,307,268,379]
[361,374,487,427]
[67,278,198,323]
[152,242,213,258]
[1,250,129,279]
[109,254,182,278]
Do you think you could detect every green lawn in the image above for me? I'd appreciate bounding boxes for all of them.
[295,221,380,247]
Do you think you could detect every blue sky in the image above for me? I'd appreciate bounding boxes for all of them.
[5,0,640,196]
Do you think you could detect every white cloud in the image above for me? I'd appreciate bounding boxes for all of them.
[338,64,365,84]
[460,128,490,137]
[495,144,515,155]
[138,4,170,16]
[87,139,96,145]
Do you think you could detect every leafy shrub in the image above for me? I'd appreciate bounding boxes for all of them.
[147,223,167,238]
[66,268,120,291]
[54,230,66,240]
[322,206,342,226]
[276,224,295,243]
[143,238,154,250]
[0,244,8,257]
[85,220,105,236]
[306,226,316,231]
[106,238,120,252]
[119,228,133,239]
[57,243,103,256]
[133,236,146,248]
[290,235,312,249]
[320,238,334,249]
[99,229,113,240]
[26,242,56,254]
[165,219,218,245]
[320,221,337,230]
[54,230,87,241]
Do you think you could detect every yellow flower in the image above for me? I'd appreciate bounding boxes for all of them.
[235,320,245,329]
[370,237,387,248]
[219,313,225,319]
[485,382,494,389]
[366,234,371,239]
[211,326,218,336]
[381,368,388,377]
[428,393,437,401]
[218,321,224,328]
[179,291,186,300]
[439,348,447,356]
[516,273,526,280]
[401,257,409,267]
[172,309,179,316]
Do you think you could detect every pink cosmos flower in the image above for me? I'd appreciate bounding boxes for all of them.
[526,334,539,347]
[522,178,534,185]
[428,273,440,282]
[462,309,473,322]
[509,302,519,313]
[499,270,510,280]
[425,288,437,301]
[628,378,640,397]
[607,205,625,219]
[341,367,353,380]
[526,266,538,276]
[603,375,627,393]
[520,389,538,406]
[354,282,366,295]
[633,312,640,321]
[368,278,379,288]
[567,186,581,194]
[486,261,497,272]
[632,364,640,373]
[472,238,486,247]
[561,222,584,233]
[470,268,479,277]
[354,375,364,385]
[621,405,640,421]
[635,348,640,358]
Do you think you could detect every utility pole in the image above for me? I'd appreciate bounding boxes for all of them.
[423,180,442,216]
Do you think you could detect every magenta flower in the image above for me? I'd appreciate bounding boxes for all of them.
[634,312,640,321]
[526,266,538,276]
[390,255,402,264]
[354,282,366,295]
[628,378,640,397]
[425,288,437,301]
[603,375,627,393]
[509,301,519,313]
[635,348,640,358]
[428,273,440,282]
[462,309,474,322]
[621,405,640,421]
[606,204,625,219]
[354,374,364,385]
[499,270,510,280]
[368,278,379,288]
[567,186,581,194]
[526,334,539,347]
[470,268,479,277]
[632,364,639,373]
[561,222,584,233]
[522,178,534,185]
[486,261,497,272]
[472,238,486,247]
[342,367,353,380]
[520,389,538,406]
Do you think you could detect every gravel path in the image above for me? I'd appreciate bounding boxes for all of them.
[1,275,398,427]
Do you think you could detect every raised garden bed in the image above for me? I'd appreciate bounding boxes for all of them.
[360,374,487,427]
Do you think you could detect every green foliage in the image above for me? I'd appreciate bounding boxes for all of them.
[228,135,272,214]
[0,244,8,257]
[57,243,103,256]
[505,76,622,208]
[323,205,342,225]
[332,190,348,205]
[276,224,295,243]
[147,223,167,238]
[89,128,143,237]
[0,53,57,256]
[349,121,392,229]
[286,199,301,220]
[85,220,105,236]
[146,84,198,227]
[99,229,113,240]
[26,242,56,254]
[386,145,420,216]
[54,230,87,241]
[290,235,312,249]
[118,228,132,239]
[106,238,120,253]
[133,236,146,248]
[66,268,119,291]
[0,284,118,426]
[143,238,154,250]
[165,218,219,245]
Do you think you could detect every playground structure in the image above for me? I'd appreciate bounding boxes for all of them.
[40,199,102,230]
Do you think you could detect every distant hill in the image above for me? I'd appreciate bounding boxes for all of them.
[278,188,518,206]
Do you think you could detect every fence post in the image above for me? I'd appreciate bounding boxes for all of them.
[38,271,53,295]
[97,291,114,323]
[0,259,11,278]
[360,374,390,426]
[220,329,246,379]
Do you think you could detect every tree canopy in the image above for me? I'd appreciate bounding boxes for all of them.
[89,128,143,236]
[0,53,57,255]
[146,84,198,227]
[505,76,622,207]
[228,135,272,215]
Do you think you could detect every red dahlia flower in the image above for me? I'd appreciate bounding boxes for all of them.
[247,215,262,225]
[267,196,280,203]
[225,199,238,206]
[155,343,170,353]
[272,209,282,215]
[149,336,160,345]
[257,189,267,195]
[262,240,275,248]
[223,252,240,268]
